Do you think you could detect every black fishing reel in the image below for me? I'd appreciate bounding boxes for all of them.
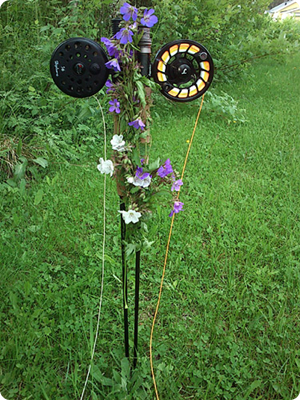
[152,39,214,102]
[50,37,109,98]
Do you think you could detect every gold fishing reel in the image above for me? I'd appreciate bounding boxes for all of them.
[152,39,214,102]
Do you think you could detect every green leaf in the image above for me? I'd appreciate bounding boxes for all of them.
[24,281,32,297]
[132,149,141,166]
[126,243,137,257]
[96,253,117,265]
[16,138,22,157]
[136,80,146,107]
[130,186,141,194]
[34,189,44,206]
[40,25,50,32]
[121,357,130,380]
[43,327,51,335]
[141,222,148,232]
[19,179,26,196]
[14,161,27,181]
[33,158,48,168]
[91,391,98,400]
[148,157,160,171]
[91,365,114,386]
[140,75,160,91]
[6,179,17,188]
[242,380,262,400]
[142,238,154,249]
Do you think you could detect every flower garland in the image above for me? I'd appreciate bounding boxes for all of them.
[98,3,183,242]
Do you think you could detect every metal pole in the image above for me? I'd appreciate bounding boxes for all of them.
[133,249,141,368]
[120,200,129,359]
[137,26,151,77]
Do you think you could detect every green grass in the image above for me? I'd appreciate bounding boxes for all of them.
[1,54,300,399]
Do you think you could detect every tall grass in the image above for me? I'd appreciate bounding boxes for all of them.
[1,36,300,400]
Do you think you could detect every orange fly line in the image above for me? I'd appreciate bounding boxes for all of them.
[149,94,205,400]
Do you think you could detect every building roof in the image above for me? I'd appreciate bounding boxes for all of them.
[269,0,300,13]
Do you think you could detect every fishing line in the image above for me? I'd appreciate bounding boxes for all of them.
[149,94,205,400]
[80,96,107,400]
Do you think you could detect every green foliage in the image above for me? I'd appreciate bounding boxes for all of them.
[1,0,300,182]
[152,0,300,82]
[0,0,115,179]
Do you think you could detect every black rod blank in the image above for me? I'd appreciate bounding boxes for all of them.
[120,201,129,358]
[133,250,141,368]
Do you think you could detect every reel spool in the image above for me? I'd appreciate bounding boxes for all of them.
[50,37,109,98]
[152,39,214,102]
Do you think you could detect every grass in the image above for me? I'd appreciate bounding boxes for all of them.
[1,54,300,399]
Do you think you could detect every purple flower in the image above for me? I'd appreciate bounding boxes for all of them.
[105,58,121,72]
[169,201,184,217]
[129,22,138,30]
[136,167,151,180]
[115,28,134,45]
[157,159,173,178]
[101,37,120,58]
[171,179,183,192]
[101,37,111,47]
[120,2,138,21]
[128,118,145,130]
[107,44,120,58]
[109,99,121,114]
[141,8,158,28]
[105,79,115,94]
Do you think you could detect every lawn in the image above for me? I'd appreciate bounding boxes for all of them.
[0,53,300,399]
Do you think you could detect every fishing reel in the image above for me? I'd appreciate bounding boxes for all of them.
[50,37,109,98]
[50,37,214,102]
[152,39,214,102]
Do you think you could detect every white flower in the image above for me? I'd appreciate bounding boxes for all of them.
[97,158,114,176]
[127,175,151,188]
[127,176,143,187]
[141,175,151,188]
[0,393,8,400]
[110,134,126,152]
[119,209,141,224]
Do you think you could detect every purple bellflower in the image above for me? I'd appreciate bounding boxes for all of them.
[136,167,151,180]
[128,118,145,130]
[105,58,121,72]
[171,178,183,192]
[101,37,111,47]
[105,79,114,94]
[115,28,134,45]
[107,44,120,58]
[101,37,120,58]
[141,8,158,28]
[157,159,173,178]
[169,201,184,217]
[120,2,138,21]
[109,99,121,114]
